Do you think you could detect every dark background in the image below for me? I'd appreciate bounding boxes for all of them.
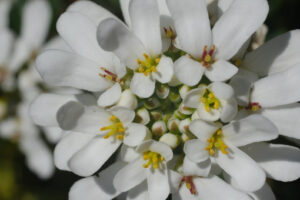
[1,0,300,199]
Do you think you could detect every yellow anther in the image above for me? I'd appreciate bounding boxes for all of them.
[100,115,125,140]
[155,58,161,64]
[235,59,242,67]
[142,151,164,170]
[201,88,221,113]
[204,54,211,63]
[205,129,228,156]
[136,53,161,76]
[186,183,192,190]
[251,105,260,112]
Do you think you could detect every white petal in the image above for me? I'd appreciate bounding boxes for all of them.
[197,103,221,122]
[29,93,76,127]
[195,175,252,200]
[243,143,300,182]
[0,0,12,28]
[120,0,132,26]
[229,76,252,106]
[57,12,112,65]
[113,158,147,192]
[97,18,145,70]
[136,140,173,161]
[109,106,135,125]
[97,83,122,107]
[54,131,94,171]
[43,126,63,143]
[152,55,174,83]
[249,183,276,200]
[169,170,182,192]
[214,142,266,192]
[124,123,147,147]
[120,145,140,163]
[69,136,121,176]
[8,38,32,72]
[127,181,148,200]
[184,139,209,162]
[130,73,155,98]
[129,0,162,55]
[251,64,300,107]
[223,114,278,147]
[69,162,125,200]
[205,60,238,82]
[21,0,51,49]
[0,29,14,65]
[174,55,205,86]
[183,156,211,177]
[242,30,300,76]
[183,88,203,108]
[209,81,234,100]
[166,0,212,58]
[189,119,219,142]
[147,164,170,200]
[36,50,113,92]
[213,0,269,60]
[57,102,111,133]
[261,103,300,139]
[67,0,117,26]
[220,99,238,123]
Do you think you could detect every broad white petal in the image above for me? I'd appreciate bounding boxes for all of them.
[251,64,300,107]
[261,104,300,139]
[184,139,209,162]
[0,0,12,28]
[152,55,174,83]
[97,83,122,107]
[174,55,205,86]
[130,73,155,98]
[127,181,148,200]
[147,163,170,200]
[120,145,140,163]
[197,103,221,122]
[243,143,300,182]
[189,119,219,142]
[215,142,266,192]
[21,0,51,49]
[36,50,113,92]
[8,38,32,72]
[213,0,269,60]
[166,0,212,58]
[229,76,252,106]
[249,183,276,200]
[0,29,14,65]
[113,158,147,192]
[136,140,173,161]
[43,127,63,143]
[183,156,211,177]
[195,175,252,200]
[57,12,112,65]
[220,99,238,123]
[54,132,95,171]
[129,0,162,55]
[183,88,203,108]
[69,162,125,200]
[109,106,135,125]
[97,18,145,70]
[69,136,121,176]
[223,114,278,147]
[124,123,147,147]
[205,60,238,82]
[242,30,300,76]
[209,81,234,100]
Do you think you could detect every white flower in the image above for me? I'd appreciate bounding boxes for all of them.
[184,115,278,192]
[55,102,146,176]
[97,0,174,98]
[113,140,173,200]
[166,0,269,85]
[230,64,300,139]
[183,82,237,122]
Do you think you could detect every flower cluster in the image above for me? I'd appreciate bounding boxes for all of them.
[31,0,300,199]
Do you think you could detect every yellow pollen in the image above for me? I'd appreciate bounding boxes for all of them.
[251,105,260,112]
[205,129,228,156]
[136,54,161,76]
[235,59,242,67]
[100,115,125,140]
[199,45,216,68]
[142,151,164,170]
[204,54,211,63]
[201,88,221,112]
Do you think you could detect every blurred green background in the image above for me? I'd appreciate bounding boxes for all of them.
[1,0,300,199]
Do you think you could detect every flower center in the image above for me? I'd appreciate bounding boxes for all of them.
[136,53,160,76]
[200,45,216,68]
[245,102,261,112]
[180,176,197,195]
[99,67,121,83]
[201,88,220,112]
[205,129,228,156]
[142,151,164,169]
[100,115,125,140]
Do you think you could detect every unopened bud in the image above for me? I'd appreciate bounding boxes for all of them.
[179,118,191,134]
[152,121,167,137]
[135,108,150,125]
[167,118,180,134]
[116,89,137,110]
[144,97,160,110]
[179,85,191,99]
[179,103,194,115]
[159,133,180,149]
[0,100,7,119]
[191,111,200,120]
[169,91,181,103]
[174,110,186,120]
[156,84,170,99]
[151,111,162,121]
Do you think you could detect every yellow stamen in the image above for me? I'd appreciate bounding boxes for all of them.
[201,88,221,113]
[142,151,164,170]
[100,115,125,140]
[205,129,228,156]
[136,53,161,76]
